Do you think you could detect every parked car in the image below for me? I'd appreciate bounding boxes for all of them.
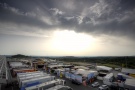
[98,85,109,90]
[71,79,81,85]
[91,82,99,87]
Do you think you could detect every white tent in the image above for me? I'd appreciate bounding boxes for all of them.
[96,66,112,72]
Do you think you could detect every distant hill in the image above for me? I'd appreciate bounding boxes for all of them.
[11,54,29,58]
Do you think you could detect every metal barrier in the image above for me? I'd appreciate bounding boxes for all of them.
[0,56,12,90]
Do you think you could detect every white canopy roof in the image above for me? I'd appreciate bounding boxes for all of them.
[97,66,112,71]
[75,69,97,77]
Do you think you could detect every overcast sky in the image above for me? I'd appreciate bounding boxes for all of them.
[0,0,135,56]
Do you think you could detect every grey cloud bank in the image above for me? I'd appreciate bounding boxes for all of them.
[0,0,135,39]
[0,0,135,56]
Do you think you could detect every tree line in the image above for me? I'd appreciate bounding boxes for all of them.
[48,56,135,69]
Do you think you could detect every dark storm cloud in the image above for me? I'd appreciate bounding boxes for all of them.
[0,3,52,29]
[0,0,135,39]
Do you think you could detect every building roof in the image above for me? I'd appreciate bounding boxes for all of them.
[121,68,135,74]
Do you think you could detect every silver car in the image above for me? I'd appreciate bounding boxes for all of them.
[98,85,109,90]
[91,82,100,87]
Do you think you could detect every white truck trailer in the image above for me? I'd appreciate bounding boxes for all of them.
[20,76,55,88]
[46,85,73,90]
[17,71,43,78]
[25,79,65,90]
[17,71,41,75]
[103,73,114,86]
[19,74,50,87]
[17,72,44,81]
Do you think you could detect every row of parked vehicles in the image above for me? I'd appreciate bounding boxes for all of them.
[45,64,135,90]
[6,58,135,90]
[47,66,110,90]
[90,72,135,90]
[17,71,73,90]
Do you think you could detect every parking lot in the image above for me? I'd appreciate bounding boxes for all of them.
[64,78,102,90]
[1,68,120,90]
[46,69,121,90]
[48,70,103,90]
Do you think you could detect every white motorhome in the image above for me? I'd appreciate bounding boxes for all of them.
[103,73,114,86]
[20,76,55,88]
